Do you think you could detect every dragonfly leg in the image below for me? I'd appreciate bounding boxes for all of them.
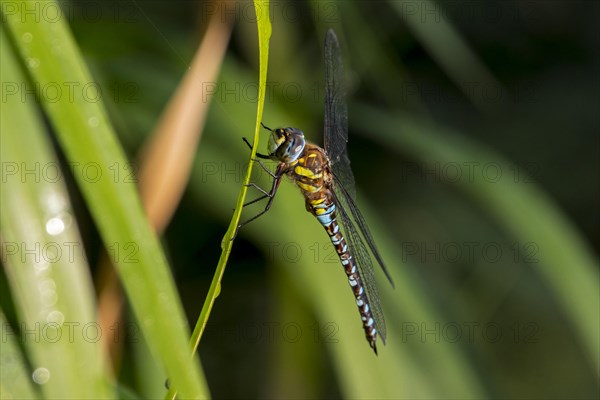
[244,184,275,200]
[242,137,270,160]
[242,183,271,207]
[242,154,278,205]
[253,158,277,178]
[235,165,285,237]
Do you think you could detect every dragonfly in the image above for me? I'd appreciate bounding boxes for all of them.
[239,29,394,354]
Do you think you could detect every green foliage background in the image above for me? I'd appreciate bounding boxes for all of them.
[1,0,598,399]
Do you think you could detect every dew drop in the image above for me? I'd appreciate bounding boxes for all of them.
[32,367,50,384]
[38,279,56,293]
[46,310,65,325]
[214,282,221,298]
[38,279,58,307]
[40,290,58,307]
[27,57,40,68]
[33,259,50,274]
[50,38,63,56]
[88,116,99,127]
[45,217,65,236]
[158,292,169,303]
[22,32,33,43]
[44,192,67,214]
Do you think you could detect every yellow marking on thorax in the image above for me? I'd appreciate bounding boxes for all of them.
[294,165,322,180]
[296,180,320,193]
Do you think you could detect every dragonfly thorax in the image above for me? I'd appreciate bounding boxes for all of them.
[267,127,306,164]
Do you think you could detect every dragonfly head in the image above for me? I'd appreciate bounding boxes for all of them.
[266,126,306,163]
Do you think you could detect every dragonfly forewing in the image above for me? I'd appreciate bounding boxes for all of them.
[332,173,395,287]
[331,189,387,343]
[323,29,349,167]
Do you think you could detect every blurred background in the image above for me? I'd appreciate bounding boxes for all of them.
[2,0,599,398]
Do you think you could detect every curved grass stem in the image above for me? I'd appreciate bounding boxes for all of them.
[164,1,272,399]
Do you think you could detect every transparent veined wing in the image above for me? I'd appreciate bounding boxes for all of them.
[324,28,394,287]
[323,30,355,198]
[331,188,388,343]
[332,173,395,287]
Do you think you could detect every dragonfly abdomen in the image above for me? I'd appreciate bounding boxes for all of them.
[307,196,381,353]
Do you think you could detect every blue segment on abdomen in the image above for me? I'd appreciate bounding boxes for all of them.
[314,202,336,226]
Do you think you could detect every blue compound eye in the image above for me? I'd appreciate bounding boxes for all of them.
[267,127,305,163]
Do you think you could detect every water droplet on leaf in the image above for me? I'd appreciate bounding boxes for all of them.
[32,367,50,384]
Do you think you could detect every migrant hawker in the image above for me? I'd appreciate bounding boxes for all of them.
[240,29,394,354]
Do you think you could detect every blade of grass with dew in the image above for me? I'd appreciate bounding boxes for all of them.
[164,1,271,399]
[354,103,600,377]
[1,1,208,397]
[99,11,232,391]
[0,26,114,398]
[0,311,39,399]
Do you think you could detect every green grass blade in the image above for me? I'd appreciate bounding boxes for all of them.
[192,0,271,347]
[164,1,271,399]
[2,1,208,397]
[0,26,114,398]
[0,311,39,399]
[354,103,600,376]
